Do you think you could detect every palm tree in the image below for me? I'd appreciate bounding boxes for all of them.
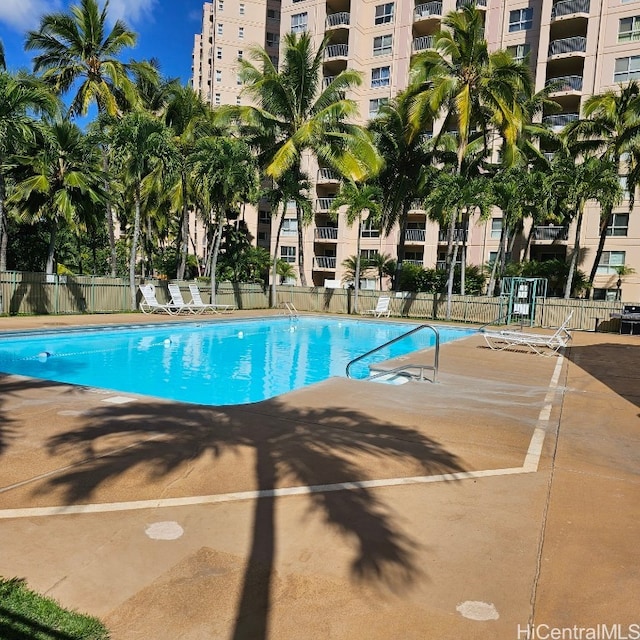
[367,252,395,290]
[563,82,640,293]
[340,255,373,288]
[546,155,622,298]
[9,120,105,275]
[330,181,382,313]
[408,5,531,308]
[0,71,59,270]
[0,40,5,71]
[236,31,379,285]
[110,112,176,309]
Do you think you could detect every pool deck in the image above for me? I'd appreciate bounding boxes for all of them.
[0,312,638,639]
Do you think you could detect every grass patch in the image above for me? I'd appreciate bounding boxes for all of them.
[0,577,109,640]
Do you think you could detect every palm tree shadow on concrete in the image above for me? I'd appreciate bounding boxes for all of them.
[37,398,464,640]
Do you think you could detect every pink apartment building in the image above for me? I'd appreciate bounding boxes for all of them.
[193,0,640,300]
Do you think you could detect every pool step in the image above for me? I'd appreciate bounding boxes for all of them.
[368,372,411,385]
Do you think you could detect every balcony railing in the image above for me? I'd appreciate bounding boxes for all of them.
[410,200,426,211]
[456,0,487,8]
[323,75,336,88]
[438,229,467,242]
[314,227,339,240]
[543,113,579,128]
[314,256,337,269]
[403,259,424,266]
[316,197,336,211]
[326,12,350,28]
[406,228,426,242]
[414,2,443,20]
[545,75,583,92]
[533,226,569,241]
[551,0,590,19]
[325,44,349,59]
[548,36,587,57]
[412,35,435,53]
[543,152,556,162]
[317,168,340,182]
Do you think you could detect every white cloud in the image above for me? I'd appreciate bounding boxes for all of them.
[101,0,157,24]
[0,0,63,31]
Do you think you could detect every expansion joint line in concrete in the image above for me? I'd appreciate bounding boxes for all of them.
[0,356,566,520]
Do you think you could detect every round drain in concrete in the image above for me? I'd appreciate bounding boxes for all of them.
[456,601,499,621]
[145,521,184,540]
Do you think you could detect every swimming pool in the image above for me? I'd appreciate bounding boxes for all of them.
[0,317,474,405]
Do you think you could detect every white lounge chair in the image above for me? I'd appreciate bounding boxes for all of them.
[138,284,183,315]
[188,284,236,313]
[363,296,391,318]
[481,312,573,356]
[167,283,202,314]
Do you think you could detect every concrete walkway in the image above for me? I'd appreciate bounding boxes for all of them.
[0,314,638,639]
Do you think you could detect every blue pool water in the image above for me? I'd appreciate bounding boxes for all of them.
[0,317,473,405]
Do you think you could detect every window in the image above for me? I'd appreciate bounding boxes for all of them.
[236,95,241,105]
[619,15,640,41]
[216,46,222,60]
[266,32,279,47]
[360,249,379,260]
[488,251,511,263]
[238,50,243,60]
[592,288,619,301]
[238,27,244,39]
[259,210,270,223]
[491,218,502,239]
[373,34,393,56]
[291,12,308,33]
[614,56,640,82]
[281,246,296,263]
[507,43,531,63]
[282,218,298,236]
[267,8,280,20]
[215,69,222,83]
[509,8,533,32]
[597,251,625,275]
[257,231,267,241]
[620,174,631,199]
[371,66,390,88]
[369,97,388,117]
[375,3,394,24]
[360,278,377,290]
[361,218,380,238]
[236,73,242,85]
[217,0,223,9]
[239,3,245,15]
[607,213,629,236]
[217,23,223,36]
[214,93,221,105]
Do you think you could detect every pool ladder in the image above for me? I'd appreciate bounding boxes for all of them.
[346,324,440,383]
[281,301,299,318]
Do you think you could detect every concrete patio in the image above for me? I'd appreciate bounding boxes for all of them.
[0,313,638,639]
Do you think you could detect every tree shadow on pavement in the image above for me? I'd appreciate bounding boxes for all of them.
[36,397,464,640]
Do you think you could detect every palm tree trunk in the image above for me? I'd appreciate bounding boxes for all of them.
[177,173,189,280]
[295,204,307,287]
[444,207,459,318]
[270,207,286,308]
[446,242,459,320]
[0,173,7,272]
[210,210,224,304]
[102,149,117,277]
[46,221,57,275]
[486,224,505,297]
[354,214,362,314]
[564,205,584,299]
[587,209,612,296]
[393,201,409,290]
[460,211,469,296]
[129,184,142,310]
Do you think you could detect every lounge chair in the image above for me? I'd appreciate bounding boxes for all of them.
[188,284,236,313]
[363,296,391,318]
[139,284,183,315]
[167,283,202,314]
[481,312,573,356]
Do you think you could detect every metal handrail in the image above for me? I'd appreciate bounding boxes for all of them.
[346,323,440,382]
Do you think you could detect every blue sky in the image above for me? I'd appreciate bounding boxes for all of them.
[0,0,205,84]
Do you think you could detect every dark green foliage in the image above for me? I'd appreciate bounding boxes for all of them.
[504,259,588,297]
[398,264,486,294]
[0,577,109,640]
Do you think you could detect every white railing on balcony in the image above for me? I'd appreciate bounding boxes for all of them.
[314,256,337,269]
[543,152,556,162]
[326,12,350,28]
[325,44,349,59]
[545,75,583,91]
[403,259,424,266]
[412,35,435,53]
[543,113,579,128]
[410,200,425,211]
[414,2,443,20]
[406,228,426,242]
[551,0,590,19]
[317,168,340,182]
[548,36,587,57]
[314,227,339,240]
[456,0,487,8]
[533,226,569,241]
[323,75,336,88]
[316,197,336,211]
[438,229,467,242]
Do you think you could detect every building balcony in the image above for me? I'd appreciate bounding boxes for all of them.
[456,0,487,8]
[317,168,340,183]
[316,197,337,212]
[414,2,443,21]
[326,12,350,29]
[548,36,587,58]
[314,256,337,270]
[546,74,583,94]
[314,227,339,241]
[406,228,426,243]
[533,226,569,241]
[324,44,349,60]
[542,112,579,129]
[403,259,424,266]
[543,152,556,162]
[323,75,336,88]
[409,200,426,211]
[438,229,467,242]
[412,35,435,53]
[551,0,590,21]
